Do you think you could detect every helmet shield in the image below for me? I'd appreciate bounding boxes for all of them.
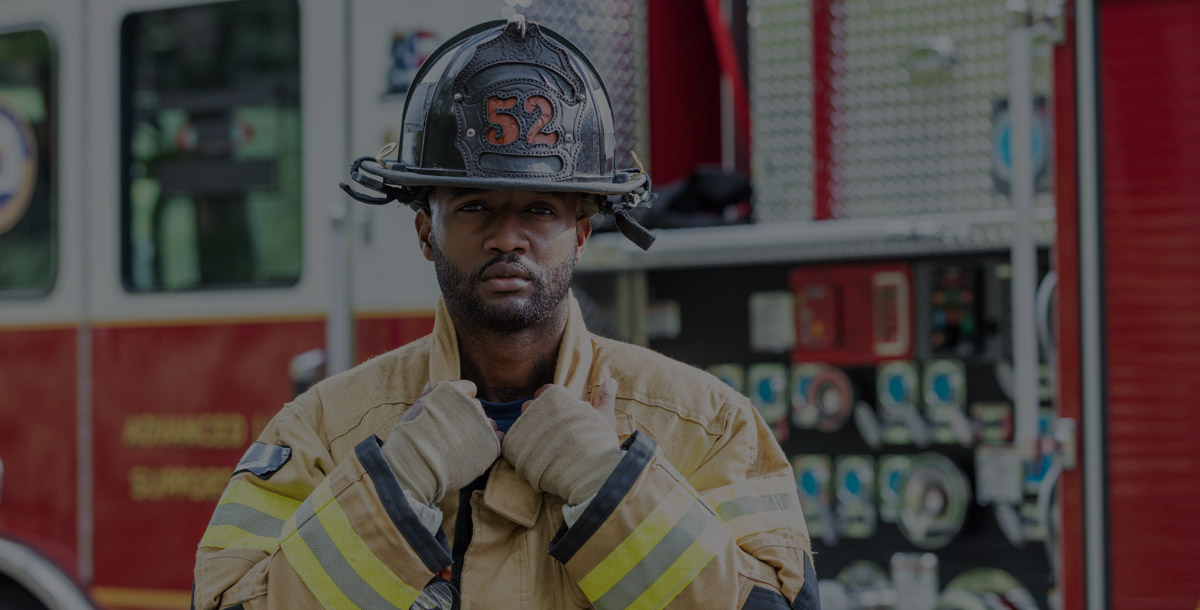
[450,24,612,181]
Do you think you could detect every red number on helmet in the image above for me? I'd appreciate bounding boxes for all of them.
[525,96,558,146]
[486,97,519,146]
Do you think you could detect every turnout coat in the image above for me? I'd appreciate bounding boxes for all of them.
[192,295,820,610]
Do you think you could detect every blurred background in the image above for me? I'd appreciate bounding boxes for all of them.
[0,0,1197,609]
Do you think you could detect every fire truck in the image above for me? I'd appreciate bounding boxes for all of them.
[0,0,1196,608]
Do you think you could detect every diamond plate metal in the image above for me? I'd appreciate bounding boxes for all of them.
[749,0,815,223]
[834,0,1054,217]
[748,0,1052,221]
[504,0,648,171]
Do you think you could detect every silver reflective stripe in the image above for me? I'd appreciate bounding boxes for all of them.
[295,516,405,610]
[715,493,799,522]
[291,496,317,532]
[208,503,287,539]
[593,502,715,610]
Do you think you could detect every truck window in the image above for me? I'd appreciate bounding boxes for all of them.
[121,0,302,292]
[0,29,55,295]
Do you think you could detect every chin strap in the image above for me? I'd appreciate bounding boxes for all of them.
[601,176,657,251]
[601,151,657,250]
[612,208,656,251]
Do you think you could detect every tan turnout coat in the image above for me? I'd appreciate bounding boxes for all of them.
[192,295,820,610]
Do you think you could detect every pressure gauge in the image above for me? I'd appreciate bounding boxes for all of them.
[811,365,855,432]
[897,453,971,549]
[834,456,877,539]
[923,360,971,445]
[748,363,789,433]
[878,360,920,414]
[792,455,833,542]
[877,455,913,523]
[923,359,967,409]
[790,363,825,429]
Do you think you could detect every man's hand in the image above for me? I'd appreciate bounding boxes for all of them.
[579,377,618,433]
[381,380,502,505]
[402,381,505,444]
[503,379,623,505]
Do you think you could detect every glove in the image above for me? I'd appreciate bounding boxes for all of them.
[381,381,501,505]
[502,383,623,505]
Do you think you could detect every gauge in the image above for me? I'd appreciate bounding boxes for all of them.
[897,453,971,549]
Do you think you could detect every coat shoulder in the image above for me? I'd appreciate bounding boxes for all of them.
[288,335,434,446]
[591,335,747,434]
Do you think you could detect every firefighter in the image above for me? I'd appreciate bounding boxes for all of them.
[193,16,819,610]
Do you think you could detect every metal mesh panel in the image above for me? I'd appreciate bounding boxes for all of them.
[748,0,815,223]
[746,0,1052,222]
[503,0,648,171]
[834,0,1053,218]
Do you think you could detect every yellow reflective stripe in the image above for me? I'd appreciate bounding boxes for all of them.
[199,479,303,550]
[198,524,278,552]
[312,483,422,609]
[704,476,805,542]
[627,517,729,610]
[281,529,361,610]
[578,483,696,601]
[700,475,797,507]
[280,478,421,610]
[218,479,302,521]
[281,479,360,610]
[723,510,799,540]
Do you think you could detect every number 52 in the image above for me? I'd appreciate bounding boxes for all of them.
[486,95,559,147]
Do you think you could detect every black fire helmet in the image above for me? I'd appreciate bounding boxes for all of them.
[341,15,655,250]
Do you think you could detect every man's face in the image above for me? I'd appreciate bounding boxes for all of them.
[417,187,592,332]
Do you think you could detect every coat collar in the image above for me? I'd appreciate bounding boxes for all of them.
[427,292,595,401]
[427,292,597,527]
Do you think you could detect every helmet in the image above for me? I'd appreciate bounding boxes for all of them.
[341,15,655,249]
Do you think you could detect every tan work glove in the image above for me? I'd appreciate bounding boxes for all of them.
[502,380,622,505]
[381,380,502,505]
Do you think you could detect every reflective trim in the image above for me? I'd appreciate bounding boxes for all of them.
[216,479,301,521]
[702,476,807,541]
[206,504,285,538]
[716,492,805,541]
[199,479,302,550]
[198,525,278,553]
[579,481,730,610]
[618,518,728,610]
[280,479,422,610]
[549,432,657,564]
[219,479,303,516]
[716,493,800,522]
[578,483,695,598]
[234,442,293,479]
[280,532,360,610]
[281,492,318,543]
[701,474,796,507]
[591,502,713,609]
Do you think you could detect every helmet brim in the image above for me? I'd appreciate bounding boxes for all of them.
[361,159,647,197]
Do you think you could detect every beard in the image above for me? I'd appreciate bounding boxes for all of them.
[431,242,576,333]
